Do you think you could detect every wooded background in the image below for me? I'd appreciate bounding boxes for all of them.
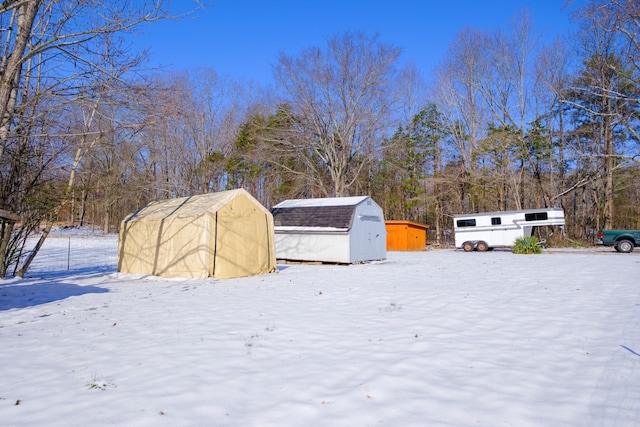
[0,0,638,276]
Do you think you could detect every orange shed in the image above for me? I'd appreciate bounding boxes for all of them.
[385,220,429,251]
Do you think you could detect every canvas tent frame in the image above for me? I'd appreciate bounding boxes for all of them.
[118,189,276,279]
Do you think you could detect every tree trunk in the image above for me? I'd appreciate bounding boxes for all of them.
[0,212,18,278]
[103,206,109,234]
[17,221,51,278]
[603,114,614,228]
[79,189,87,226]
[0,1,41,161]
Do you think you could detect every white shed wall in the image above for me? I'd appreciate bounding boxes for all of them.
[274,232,351,263]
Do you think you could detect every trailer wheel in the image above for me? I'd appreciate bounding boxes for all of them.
[476,241,489,252]
[616,239,634,253]
[462,241,474,252]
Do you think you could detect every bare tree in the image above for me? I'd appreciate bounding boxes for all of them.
[0,1,182,277]
[141,69,263,200]
[535,37,572,201]
[272,32,402,197]
[432,27,490,212]
[564,0,639,229]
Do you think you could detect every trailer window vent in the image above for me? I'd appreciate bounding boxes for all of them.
[456,219,476,227]
[491,217,501,225]
[525,212,548,221]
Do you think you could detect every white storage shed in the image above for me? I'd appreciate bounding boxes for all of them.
[271,196,386,264]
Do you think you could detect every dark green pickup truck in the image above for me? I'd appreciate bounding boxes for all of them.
[597,230,640,253]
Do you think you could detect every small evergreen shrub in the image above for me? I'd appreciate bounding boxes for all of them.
[570,240,585,248]
[513,236,542,254]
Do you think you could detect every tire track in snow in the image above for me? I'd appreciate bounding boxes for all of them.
[588,280,640,426]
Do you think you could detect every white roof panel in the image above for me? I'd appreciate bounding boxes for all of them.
[273,196,369,208]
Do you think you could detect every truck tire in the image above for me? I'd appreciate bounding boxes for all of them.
[462,241,474,252]
[616,239,634,253]
[476,241,489,252]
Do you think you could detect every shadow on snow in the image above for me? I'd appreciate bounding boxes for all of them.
[0,271,111,310]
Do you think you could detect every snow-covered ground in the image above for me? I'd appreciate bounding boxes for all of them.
[1,229,639,426]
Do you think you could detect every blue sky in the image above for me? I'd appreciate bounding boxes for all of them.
[134,0,583,85]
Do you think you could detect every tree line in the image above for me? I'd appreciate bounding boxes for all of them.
[0,0,638,276]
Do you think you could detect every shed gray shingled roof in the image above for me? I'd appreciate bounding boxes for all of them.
[271,205,355,228]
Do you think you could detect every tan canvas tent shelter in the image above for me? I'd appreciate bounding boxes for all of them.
[118,189,277,279]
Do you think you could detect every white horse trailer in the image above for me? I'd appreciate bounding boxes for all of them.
[453,208,565,251]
